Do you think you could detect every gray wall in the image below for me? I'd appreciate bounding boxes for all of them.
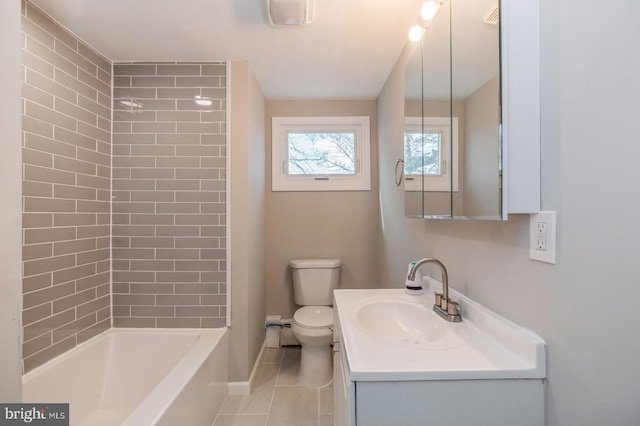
[0,0,23,400]
[229,61,266,381]
[21,0,112,373]
[111,62,227,328]
[377,0,640,424]
[265,100,381,318]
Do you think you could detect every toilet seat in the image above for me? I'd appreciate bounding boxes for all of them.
[293,306,333,330]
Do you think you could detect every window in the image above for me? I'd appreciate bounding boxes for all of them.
[272,116,371,191]
[404,117,459,192]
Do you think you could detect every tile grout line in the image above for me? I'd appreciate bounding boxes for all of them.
[265,348,286,425]
[318,386,321,426]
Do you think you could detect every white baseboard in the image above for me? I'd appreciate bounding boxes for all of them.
[227,381,250,396]
[227,340,266,395]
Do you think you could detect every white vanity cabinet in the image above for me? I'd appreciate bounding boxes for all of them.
[333,369,544,426]
[333,317,355,426]
[333,289,546,426]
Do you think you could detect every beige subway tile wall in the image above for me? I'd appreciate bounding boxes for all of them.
[21,0,112,372]
[112,62,227,328]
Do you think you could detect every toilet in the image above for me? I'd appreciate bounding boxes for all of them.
[289,258,342,388]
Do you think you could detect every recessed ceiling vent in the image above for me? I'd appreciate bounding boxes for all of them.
[267,0,315,26]
[483,5,499,26]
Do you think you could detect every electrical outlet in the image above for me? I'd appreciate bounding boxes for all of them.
[530,211,557,264]
[536,222,546,250]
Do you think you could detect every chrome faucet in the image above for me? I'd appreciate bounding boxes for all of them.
[407,258,462,322]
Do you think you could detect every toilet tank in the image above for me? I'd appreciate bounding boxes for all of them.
[289,259,342,306]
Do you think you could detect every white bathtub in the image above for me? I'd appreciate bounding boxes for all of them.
[23,328,229,426]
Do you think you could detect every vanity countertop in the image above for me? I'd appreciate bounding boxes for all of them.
[334,283,546,382]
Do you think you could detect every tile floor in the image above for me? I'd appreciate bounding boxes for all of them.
[213,347,334,426]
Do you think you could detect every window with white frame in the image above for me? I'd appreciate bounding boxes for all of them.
[272,116,371,191]
[404,116,459,192]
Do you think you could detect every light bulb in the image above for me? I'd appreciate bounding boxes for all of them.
[408,25,423,42]
[420,0,438,20]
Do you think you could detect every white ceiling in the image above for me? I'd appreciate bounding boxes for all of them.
[30,0,425,100]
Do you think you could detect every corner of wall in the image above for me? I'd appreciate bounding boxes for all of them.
[228,60,267,382]
[0,0,24,401]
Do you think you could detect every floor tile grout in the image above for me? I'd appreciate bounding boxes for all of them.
[265,348,285,423]
[213,347,333,426]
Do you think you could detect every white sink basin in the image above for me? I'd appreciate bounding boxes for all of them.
[335,288,547,381]
[353,297,470,350]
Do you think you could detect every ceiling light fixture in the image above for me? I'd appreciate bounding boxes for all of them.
[421,1,438,20]
[266,0,315,26]
[409,0,443,41]
[408,25,424,42]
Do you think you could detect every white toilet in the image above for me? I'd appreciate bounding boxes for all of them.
[289,258,342,388]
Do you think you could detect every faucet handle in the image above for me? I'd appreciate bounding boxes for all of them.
[432,296,463,322]
[434,292,442,307]
[434,292,449,311]
[447,300,460,316]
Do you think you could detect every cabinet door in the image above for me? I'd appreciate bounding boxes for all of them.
[403,0,541,219]
[333,341,355,426]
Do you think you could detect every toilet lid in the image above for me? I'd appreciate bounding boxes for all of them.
[293,306,333,329]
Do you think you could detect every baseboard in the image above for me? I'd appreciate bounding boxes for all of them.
[227,339,266,395]
[226,381,250,396]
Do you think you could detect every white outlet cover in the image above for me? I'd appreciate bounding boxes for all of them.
[529,211,557,264]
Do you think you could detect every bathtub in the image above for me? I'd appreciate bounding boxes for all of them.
[22,328,228,426]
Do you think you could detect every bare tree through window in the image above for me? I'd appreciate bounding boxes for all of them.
[287,132,356,175]
[404,131,442,175]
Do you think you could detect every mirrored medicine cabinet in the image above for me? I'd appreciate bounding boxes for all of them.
[403,0,540,220]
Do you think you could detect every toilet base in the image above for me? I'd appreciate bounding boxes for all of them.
[297,343,332,388]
